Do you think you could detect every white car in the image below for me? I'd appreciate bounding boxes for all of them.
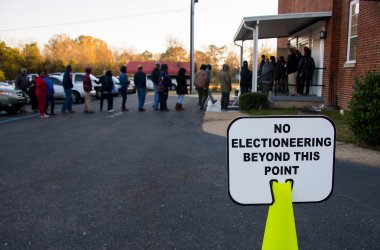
[131,77,154,90]
[48,74,95,103]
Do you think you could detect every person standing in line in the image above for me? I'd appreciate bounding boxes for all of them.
[175,67,188,111]
[219,64,232,111]
[134,65,147,112]
[28,75,38,112]
[240,61,251,95]
[286,48,299,96]
[98,71,106,112]
[150,62,161,111]
[194,64,209,111]
[258,55,266,76]
[119,66,130,112]
[44,75,56,115]
[261,58,274,95]
[15,67,30,112]
[273,56,285,93]
[206,64,217,104]
[83,67,94,113]
[35,70,49,118]
[298,47,315,95]
[158,64,172,112]
[61,64,74,114]
[101,70,114,112]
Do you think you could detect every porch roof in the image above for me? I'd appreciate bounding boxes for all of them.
[234,11,332,41]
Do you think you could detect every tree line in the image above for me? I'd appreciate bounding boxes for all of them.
[0,34,274,82]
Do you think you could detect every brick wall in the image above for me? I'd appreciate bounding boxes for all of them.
[278,0,333,13]
[277,0,380,109]
[335,0,380,109]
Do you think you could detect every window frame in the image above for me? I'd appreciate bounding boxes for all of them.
[346,0,359,64]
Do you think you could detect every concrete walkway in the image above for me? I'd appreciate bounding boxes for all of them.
[202,99,380,168]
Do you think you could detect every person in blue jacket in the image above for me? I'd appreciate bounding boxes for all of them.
[61,64,74,114]
[119,66,130,112]
[44,75,56,115]
[133,65,147,112]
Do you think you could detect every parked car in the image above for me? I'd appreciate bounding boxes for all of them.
[48,72,100,99]
[48,74,95,103]
[0,82,29,114]
[70,73,100,98]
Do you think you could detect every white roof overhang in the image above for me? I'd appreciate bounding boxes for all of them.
[234,11,332,41]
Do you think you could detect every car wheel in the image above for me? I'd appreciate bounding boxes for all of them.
[5,106,19,115]
[72,91,81,104]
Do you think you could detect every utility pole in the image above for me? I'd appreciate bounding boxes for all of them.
[190,0,198,94]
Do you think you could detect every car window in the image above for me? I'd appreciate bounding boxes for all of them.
[74,74,84,82]
[49,77,62,85]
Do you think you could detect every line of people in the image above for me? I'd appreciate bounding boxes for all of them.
[14,61,235,118]
[239,46,316,96]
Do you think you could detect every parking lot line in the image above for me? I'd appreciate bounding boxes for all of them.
[0,113,37,125]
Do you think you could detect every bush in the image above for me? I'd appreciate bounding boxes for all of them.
[239,92,268,111]
[348,69,380,146]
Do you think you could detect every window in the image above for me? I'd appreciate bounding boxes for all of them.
[74,74,83,82]
[347,0,359,63]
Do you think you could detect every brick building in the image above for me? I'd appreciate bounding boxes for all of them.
[279,0,380,109]
[234,0,380,109]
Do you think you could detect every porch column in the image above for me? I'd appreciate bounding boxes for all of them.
[317,31,325,97]
[252,22,259,93]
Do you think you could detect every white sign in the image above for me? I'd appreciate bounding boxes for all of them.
[227,116,336,205]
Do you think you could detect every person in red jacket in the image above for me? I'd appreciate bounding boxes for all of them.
[35,70,49,118]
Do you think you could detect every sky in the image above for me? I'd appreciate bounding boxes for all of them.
[0,0,278,53]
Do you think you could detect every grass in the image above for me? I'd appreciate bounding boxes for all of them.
[246,108,356,143]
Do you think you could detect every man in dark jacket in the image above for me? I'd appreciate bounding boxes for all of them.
[15,67,30,92]
[240,61,251,95]
[134,65,147,111]
[61,64,74,114]
[298,47,315,95]
[15,67,30,112]
[286,48,298,96]
[150,63,160,110]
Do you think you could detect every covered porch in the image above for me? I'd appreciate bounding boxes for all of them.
[233,11,331,108]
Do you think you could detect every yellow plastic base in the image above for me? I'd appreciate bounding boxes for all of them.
[262,181,298,250]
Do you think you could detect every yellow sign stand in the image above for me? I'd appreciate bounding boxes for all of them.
[262,181,298,250]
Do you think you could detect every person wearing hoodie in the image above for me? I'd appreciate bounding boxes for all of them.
[44,75,56,115]
[83,67,94,113]
[240,61,251,95]
[175,67,188,111]
[298,47,316,95]
[219,64,232,111]
[35,70,49,118]
[61,64,74,114]
[101,70,114,112]
[194,64,209,111]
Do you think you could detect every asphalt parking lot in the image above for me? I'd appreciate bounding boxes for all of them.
[0,94,379,249]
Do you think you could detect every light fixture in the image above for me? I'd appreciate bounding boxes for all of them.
[320,31,326,40]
